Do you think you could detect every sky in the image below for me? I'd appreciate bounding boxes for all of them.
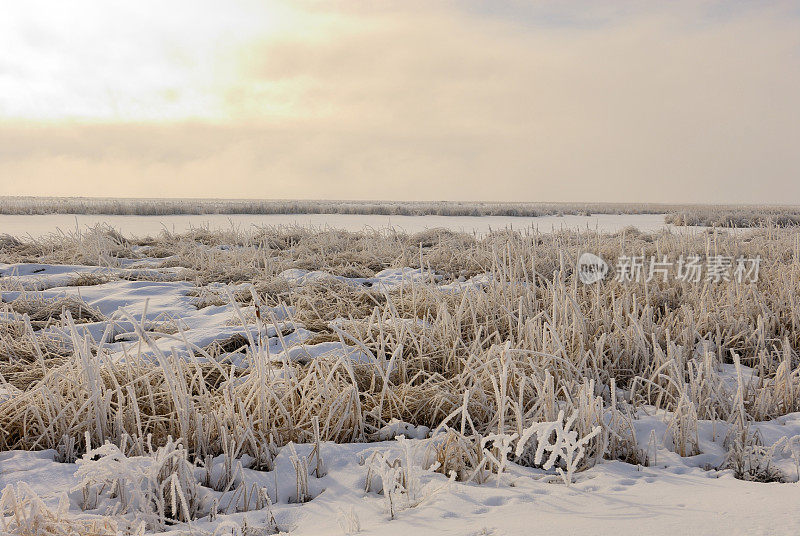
[1,0,799,203]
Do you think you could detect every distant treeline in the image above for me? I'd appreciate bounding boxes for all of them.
[0,197,671,217]
[0,197,798,227]
[664,208,800,228]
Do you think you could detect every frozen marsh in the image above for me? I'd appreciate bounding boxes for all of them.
[2,223,800,535]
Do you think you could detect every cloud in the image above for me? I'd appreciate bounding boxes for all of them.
[1,1,799,202]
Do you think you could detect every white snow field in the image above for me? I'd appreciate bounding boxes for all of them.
[4,428,800,536]
[2,224,800,535]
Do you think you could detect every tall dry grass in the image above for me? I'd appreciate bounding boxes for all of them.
[1,224,800,478]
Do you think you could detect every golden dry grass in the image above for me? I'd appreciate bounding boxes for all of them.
[1,225,799,470]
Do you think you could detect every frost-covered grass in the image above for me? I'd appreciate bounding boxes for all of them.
[665,206,800,228]
[3,197,799,229]
[0,196,680,217]
[3,224,800,534]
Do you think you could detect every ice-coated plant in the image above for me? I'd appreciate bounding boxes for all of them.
[515,410,601,486]
[287,442,310,503]
[337,505,361,534]
[74,435,202,529]
[783,435,800,481]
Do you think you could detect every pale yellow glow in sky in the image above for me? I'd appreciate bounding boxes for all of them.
[1,1,799,203]
[0,0,310,120]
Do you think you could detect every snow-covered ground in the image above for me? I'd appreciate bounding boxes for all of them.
[3,415,800,536]
[2,238,799,535]
[0,263,451,366]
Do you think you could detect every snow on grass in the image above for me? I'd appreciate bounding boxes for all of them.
[4,422,800,535]
[3,224,800,534]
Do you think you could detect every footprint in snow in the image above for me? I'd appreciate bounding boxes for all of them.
[482,496,508,507]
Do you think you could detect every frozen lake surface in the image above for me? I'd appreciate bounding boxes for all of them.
[0,213,696,238]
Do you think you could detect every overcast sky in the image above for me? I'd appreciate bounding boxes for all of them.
[1,1,799,203]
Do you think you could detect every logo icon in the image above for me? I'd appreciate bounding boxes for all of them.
[577,252,608,284]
